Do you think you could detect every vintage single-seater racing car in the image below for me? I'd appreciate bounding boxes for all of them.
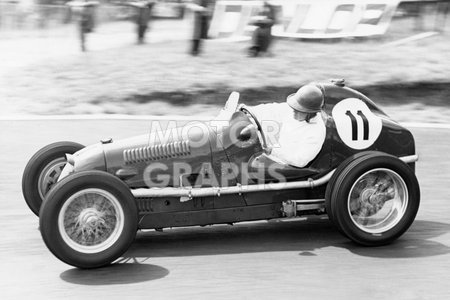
[22,80,420,268]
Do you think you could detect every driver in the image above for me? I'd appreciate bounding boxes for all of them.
[250,84,326,168]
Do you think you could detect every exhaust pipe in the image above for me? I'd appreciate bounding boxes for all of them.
[132,170,336,201]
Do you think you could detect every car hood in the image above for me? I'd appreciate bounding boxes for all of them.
[59,142,106,181]
[101,122,215,188]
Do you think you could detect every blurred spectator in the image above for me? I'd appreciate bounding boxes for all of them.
[130,0,156,44]
[188,0,214,56]
[408,0,449,32]
[16,0,34,29]
[68,1,98,52]
[37,0,52,29]
[79,2,97,51]
[435,0,450,32]
[248,1,276,57]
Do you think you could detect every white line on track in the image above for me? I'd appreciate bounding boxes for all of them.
[1,115,450,129]
[401,122,450,129]
[383,31,439,47]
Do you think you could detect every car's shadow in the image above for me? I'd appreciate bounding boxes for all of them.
[60,217,450,286]
[127,217,450,259]
[60,261,169,285]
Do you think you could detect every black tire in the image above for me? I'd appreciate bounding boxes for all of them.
[39,171,138,269]
[328,152,420,246]
[22,141,84,216]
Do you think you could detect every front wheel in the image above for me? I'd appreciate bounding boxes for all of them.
[22,141,84,216]
[39,171,138,269]
[328,152,420,246]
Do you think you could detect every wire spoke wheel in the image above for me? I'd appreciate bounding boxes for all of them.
[59,189,125,254]
[348,168,408,234]
[38,157,66,199]
[40,171,138,268]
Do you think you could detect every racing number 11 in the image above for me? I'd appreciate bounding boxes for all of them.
[345,110,369,141]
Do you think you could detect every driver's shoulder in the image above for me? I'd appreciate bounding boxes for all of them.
[253,101,284,108]
[252,102,288,116]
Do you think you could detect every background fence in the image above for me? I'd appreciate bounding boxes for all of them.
[1,0,448,35]
[208,0,448,40]
[0,1,185,31]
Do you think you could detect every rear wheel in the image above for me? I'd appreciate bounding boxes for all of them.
[328,152,420,246]
[22,141,84,216]
[39,171,138,269]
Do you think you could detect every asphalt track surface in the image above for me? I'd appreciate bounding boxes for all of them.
[1,119,449,299]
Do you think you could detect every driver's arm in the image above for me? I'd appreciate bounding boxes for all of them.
[271,135,322,168]
[248,103,284,122]
[247,103,285,150]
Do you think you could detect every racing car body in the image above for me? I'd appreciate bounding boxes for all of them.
[22,80,420,268]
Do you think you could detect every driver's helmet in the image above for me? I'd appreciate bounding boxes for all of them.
[286,84,324,113]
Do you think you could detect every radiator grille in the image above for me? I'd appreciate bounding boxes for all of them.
[124,141,190,164]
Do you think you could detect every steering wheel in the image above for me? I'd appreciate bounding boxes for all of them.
[240,106,268,149]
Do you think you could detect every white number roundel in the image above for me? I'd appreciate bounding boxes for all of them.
[332,98,382,150]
